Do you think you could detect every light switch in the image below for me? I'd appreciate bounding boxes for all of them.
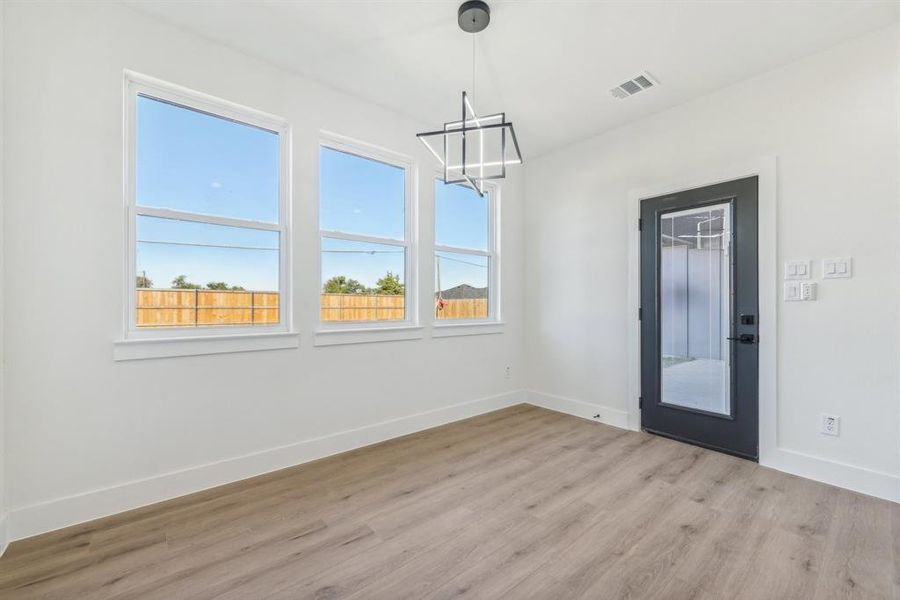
[784,281,801,301]
[784,260,811,280]
[822,257,852,279]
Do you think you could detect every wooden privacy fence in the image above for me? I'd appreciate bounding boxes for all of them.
[136,289,488,327]
[436,298,488,320]
[136,289,279,328]
[320,294,487,321]
[320,293,405,322]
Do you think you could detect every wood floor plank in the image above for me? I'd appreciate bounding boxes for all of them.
[421,500,609,600]
[575,494,716,599]
[0,404,895,600]
[507,477,683,598]
[891,501,900,600]
[812,489,894,600]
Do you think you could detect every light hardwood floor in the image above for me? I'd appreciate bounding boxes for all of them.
[0,405,896,599]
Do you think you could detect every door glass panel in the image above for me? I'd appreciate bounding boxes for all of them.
[659,203,732,416]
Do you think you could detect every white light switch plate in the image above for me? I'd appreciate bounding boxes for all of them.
[784,281,801,301]
[784,259,811,280]
[823,257,852,279]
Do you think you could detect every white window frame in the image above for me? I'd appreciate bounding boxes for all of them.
[117,71,294,358]
[432,175,502,335]
[315,132,420,345]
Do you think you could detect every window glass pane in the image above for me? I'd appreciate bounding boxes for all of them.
[435,251,488,320]
[136,215,279,328]
[435,180,488,251]
[320,147,405,240]
[321,237,405,322]
[136,95,280,223]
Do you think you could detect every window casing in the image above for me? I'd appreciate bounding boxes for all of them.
[123,71,292,340]
[318,133,418,330]
[434,177,500,323]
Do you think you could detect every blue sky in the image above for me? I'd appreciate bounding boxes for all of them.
[433,179,489,292]
[136,95,279,223]
[136,95,280,290]
[434,178,488,251]
[435,251,488,293]
[136,95,488,293]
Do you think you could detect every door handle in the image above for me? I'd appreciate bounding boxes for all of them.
[727,334,755,344]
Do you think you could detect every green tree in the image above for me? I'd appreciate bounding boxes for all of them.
[206,281,230,290]
[171,275,201,290]
[136,274,153,288]
[323,275,367,294]
[206,282,245,291]
[375,271,404,295]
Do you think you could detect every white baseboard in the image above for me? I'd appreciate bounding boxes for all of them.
[7,390,525,543]
[762,448,900,503]
[0,513,8,557]
[526,390,631,430]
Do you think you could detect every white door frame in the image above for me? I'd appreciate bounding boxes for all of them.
[626,156,778,464]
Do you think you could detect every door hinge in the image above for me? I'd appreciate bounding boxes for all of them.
[638,307,643,321]
[638,218,643,231]
[639,396,643,409]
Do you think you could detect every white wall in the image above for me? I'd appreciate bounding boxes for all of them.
[525,25,900,499]
[3,1,525,540]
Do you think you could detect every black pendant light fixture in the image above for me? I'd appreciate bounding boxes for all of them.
[417,0,522,197]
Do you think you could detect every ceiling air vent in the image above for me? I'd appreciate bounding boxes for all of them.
[610,72,659,99]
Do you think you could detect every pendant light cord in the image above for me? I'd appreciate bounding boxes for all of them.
[472,33,475,100]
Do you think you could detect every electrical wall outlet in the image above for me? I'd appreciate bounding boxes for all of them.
[820,414,840,437]
[504,366,511,380]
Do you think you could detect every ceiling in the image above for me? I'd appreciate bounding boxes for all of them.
[125,1,900,158]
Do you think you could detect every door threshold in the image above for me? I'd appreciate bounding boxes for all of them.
[643,427,758,462]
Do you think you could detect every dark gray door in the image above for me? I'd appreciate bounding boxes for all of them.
[640,177,758,460]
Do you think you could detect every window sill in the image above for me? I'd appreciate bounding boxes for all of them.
[314,325,424,347]
[114,331,300,361]
[432,321,505,338]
